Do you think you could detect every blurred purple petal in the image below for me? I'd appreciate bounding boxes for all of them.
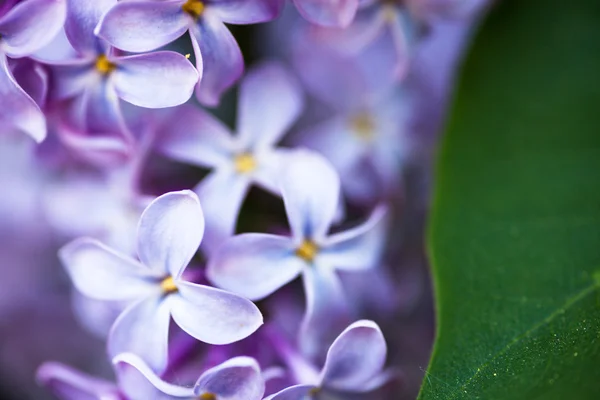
[137,190,204,278]
[194,356,264,400]
[47,58,97,100]
[319,320,386,391]
[211,0,283,24]
[10,57,48,108]
[237,62,303,149]
[64,0,113,56]
[168,281,263,344]
[108,295,172,373]
[0,0,67,58]
[59,238,161,301]
[191,16,243,106]
[293,0,358,27]
[264,384,316,400]
[113,51,198,108]
[36,362,118,400]
[96,0,190,53]
[207,233,303,300]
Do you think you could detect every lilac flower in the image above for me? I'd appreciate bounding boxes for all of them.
[207,151,388,356]
[37,354,265,400]
[157,62,303,253]
[96,0,283,106]
[46,0,198,143]
[265,320,389,399]
[59,190,263,373]
[0,0,66,142]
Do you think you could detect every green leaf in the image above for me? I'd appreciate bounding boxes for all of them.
[419,1,600,399]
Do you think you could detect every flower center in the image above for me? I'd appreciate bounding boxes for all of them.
[350,112,375,141]
[234,153,256,174]
[199,393,216,400]
[295,240,319,262]
[182,0,205,18]
[309,387,321,396]
[95,54,116,75]
[160,276,178,294]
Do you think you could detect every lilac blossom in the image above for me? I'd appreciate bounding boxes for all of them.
[59,190,263,373]
[37,354,265,400]
[46,0,198,144]
[96,0,282,106]
[207,151,388,356]
[0,0,66,142]
[157,62,303,254]
[266,320,390,399]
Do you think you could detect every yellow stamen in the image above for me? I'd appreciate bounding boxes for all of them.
[182,0,205,18]
[160,276,178,294]
[199,393,217,400]
[234,153,256,174]
[382,4,397,23]
[296,240,319,262]
[350,112,375,141]
[309,387,321,396]
[95,54,116,75]
[185,53,191,59]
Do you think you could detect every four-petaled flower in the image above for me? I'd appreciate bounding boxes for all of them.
[59,190,263,373]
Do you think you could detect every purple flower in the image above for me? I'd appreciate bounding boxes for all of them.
[293,0,359,28]
[37,354,265,400]
[0,0,66,142]
[59,190,263,373]
[206,151,388,356]
[266,320,389,399]
[96,0,282,105]
[157,62,303,254]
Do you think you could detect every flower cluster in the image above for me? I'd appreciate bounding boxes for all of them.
[0,0,482,398]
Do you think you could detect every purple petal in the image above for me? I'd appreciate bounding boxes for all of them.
[0,54,45,142]
[210,0,283,24]
[194,356,264,400]
[319,205,387,270]
[96,0,190,53]
[280,150,341,242]
[59,237,161,301]
[46,58,97,100]
[237,62,303,149]
[168,281,263,344]
[292,0,358,27]
[206,233,303,301]
[64,0,113,56]
[113,51,198,108]
[156,104,235,169]
[191,16,243,106]
[319,320,387,391]
[113,353,196,399]
[194,170,250,254]
[108,295,172,373]
[299,266,352,360]
[36,362,118,400]
[0,0,67,58]
[10,57,48,107]
[137,190,204,278]
[263,384,317,400]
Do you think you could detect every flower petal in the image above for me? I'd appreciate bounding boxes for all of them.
[280,150,341,242]
[319,320,387,391]
[191,16,243,106]
[36,362,119,400]
[194,170,249,255]
[0,0,67,58]
[168,281,263,344]
[113,353,196,400]
[194,356,264,400]
[292,0,358,27]
[0,54,45,142]
[156,104,235,169]
[237,62,303,149]
[210,0,282,24]
[319,205,388,270]
[113,51,198,108]
[59,237,161,301]
[263,384,317,400]
[46,58,97,101]
[137,190,204,278]
[108,295,172,373]
[206,233,303,301]
[64,0,113,56]
[96,0,190,53]
[299,266,352,361]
